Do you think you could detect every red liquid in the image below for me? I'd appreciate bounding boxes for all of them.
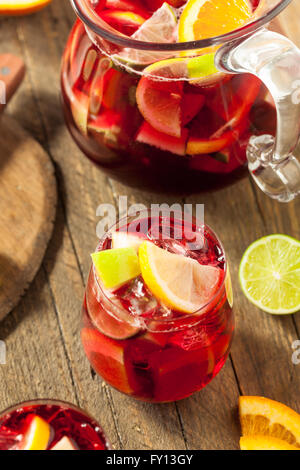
[82,215,234,402]
[0,401,109,450]
[61,0,276,192]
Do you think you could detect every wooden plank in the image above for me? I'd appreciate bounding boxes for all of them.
[6,0,186,450]
[0,267,78,409]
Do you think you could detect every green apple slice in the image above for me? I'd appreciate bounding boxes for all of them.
[51,437,78,450]
[91,248,141,290]
[111,232,144,253]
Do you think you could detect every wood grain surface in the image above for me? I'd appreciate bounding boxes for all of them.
[0,0,299,450]
[0,116,57,321]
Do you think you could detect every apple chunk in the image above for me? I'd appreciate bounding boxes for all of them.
[51,436,78,450]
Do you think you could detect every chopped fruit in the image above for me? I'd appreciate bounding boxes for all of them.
[81,328,134,394]
[105,0,150,18]
[152,346,215,401]
[88,109,122,147]
[20,415,51,450]
[99,9,147,35]
[115,3,177,64]
[89,57,112,115]
[136,121,188,156]
[212,151,230,164]
[146,0,186,11]
[187,108,249,155]
[0,0,51,15]
[112,232,144,252]
[136,77,183,138]
[143,54,221,86]
[181,91,205,126]
[91,248,141,290]
[71,90,89,136]
[207,74,261,127]
[102,69,136,113]
[239,396,300,448]
[225,266,233,308]
[51,437,78,450]
[240,435,299,451]
[188,144,246,174]
[178,0,252,43]
[239,235,300,314]
[139,241,222,313]
[123,338,161,397]
[86,270,141,340]
[102,68,123,109]
[68,21,87,83]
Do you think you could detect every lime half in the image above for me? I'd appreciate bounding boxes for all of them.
[239,234,300,314]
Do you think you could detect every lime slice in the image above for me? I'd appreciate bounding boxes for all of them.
[91,248,141,290]
[114,3,177,66]
[143,54,221,85]
[239,234,300,314]
[21,415,51,450]
[139,241,222,313]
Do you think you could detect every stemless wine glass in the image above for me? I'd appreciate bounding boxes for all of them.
[61,0,300,200]
[81,210,234,402]
[0,399,110,450]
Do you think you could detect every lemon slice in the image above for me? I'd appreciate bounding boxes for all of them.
[240,435,299,451]
[139,241,221,313]
[21,415,51,450]
[239,234,300,314]
[114,3,177,65]
[239,396,300,448]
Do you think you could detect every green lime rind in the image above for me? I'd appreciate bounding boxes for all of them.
[187,53,218,79]
[239,234,300,315]
[91,248,141,290]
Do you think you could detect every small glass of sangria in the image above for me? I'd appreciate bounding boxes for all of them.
[82,210,234,402]
[0,399,110,450]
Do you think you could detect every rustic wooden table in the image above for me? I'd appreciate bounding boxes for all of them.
[0,0,299,451]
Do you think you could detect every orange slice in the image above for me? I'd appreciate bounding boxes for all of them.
[0,0,51,15]
[240,435,299,451]
[139,241,221,314]
[239,396,300,448]
[178,0,252,42]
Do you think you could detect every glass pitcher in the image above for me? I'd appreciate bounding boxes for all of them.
[61,0,300,200]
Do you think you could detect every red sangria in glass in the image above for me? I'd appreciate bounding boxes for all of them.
[61,1,300,200]
[82,211,234,402]
[0,400,110,450]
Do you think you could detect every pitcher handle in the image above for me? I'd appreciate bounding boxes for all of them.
[216,29,300,202]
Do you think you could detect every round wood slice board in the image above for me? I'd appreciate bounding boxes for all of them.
[0,115,57,321]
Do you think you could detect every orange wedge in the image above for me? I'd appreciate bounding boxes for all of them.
[239,396,300,448]
[0,1,51,15]
[240,435,299,451]
[178,0,252,42]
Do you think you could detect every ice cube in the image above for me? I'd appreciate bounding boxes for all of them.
[122,277,158,317]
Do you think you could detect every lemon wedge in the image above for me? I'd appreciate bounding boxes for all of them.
[21,415,51,450]
[139,241,221,313]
